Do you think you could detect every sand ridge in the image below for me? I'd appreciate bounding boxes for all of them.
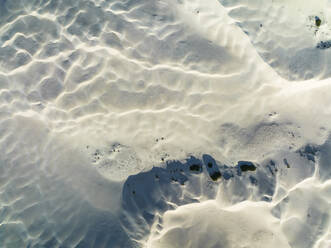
[0,0,330,247]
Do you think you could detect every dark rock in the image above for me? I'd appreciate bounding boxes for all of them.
[189,164,202,172]
[315,16,322,27]
[210,171,222,181]
[317,41,331,49]
[238,161,256,172]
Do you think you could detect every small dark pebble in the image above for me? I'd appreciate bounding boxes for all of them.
[283,158,290,168]
[210,171,222,181]
[238,161,256,172]
[190,164,201,172]
[315,16,322,27]
[262,195,272,202]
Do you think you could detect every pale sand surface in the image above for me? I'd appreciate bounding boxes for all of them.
[0,0,330,247]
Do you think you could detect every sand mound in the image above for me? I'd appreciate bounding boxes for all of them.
[0,0,330,247]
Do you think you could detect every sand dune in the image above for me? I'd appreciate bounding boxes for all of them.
[0,0,330,247]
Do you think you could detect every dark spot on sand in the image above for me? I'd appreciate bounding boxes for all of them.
[210,171,222,181]
[298,144,318,162]
[240,164,256,172]
[238,161,256,172]
[207,162,213,168]
[249,176,258,185]
[283,158,290,168]
[315,16,321,27]
[317,41,331,50]
[189,164,202,172]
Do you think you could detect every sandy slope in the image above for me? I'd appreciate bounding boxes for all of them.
[0,0,330,247]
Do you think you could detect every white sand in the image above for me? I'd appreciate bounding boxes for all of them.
[0,0,330,247]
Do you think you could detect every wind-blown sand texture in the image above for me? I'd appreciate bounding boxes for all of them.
[0,0,330,247]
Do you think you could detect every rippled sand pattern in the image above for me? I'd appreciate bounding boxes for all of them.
[0,0,330,247]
